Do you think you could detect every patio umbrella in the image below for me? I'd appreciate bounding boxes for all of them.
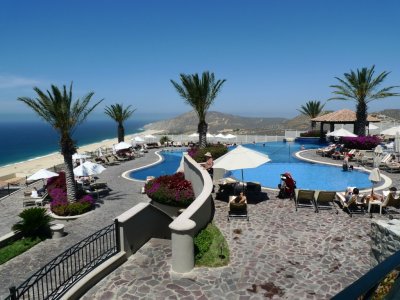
[381,126,400,136]
[73,161,106,177]
[215,133,225,138]
[326,128,357,137]
[188,133,199,138]
[368,124,379,130]
[224,134,237,139]
[395,132,400,154]
[206,133,215,138]
[27,169,59,181]
[115,141,132,151]
[144,134,156,140]
[213,145,271,189]
[368,167,381,195]
[72,153,90,160]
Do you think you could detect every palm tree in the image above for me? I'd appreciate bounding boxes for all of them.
[18,83,102,202]
[297,100,326,130]
[171,71,226,148]
[104,103,136,142]
[330,65,399,136]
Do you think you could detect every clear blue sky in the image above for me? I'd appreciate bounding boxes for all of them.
[1,0,399,121]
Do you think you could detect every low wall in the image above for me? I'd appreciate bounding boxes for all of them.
[117,202,172,256]
[371,219,400,266]
[169,154,214,272]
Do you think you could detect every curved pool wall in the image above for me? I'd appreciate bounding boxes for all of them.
[128,143,380,191]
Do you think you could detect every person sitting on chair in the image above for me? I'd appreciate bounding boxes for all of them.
[202,152,214,178]
[231,192,247,204]
[31,187,39,198]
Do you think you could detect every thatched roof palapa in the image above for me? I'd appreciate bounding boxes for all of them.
[311,109,380,123]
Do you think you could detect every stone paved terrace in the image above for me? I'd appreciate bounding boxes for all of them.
[1,147,400,299]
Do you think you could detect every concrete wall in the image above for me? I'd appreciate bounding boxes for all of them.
[117,202,172,256]
[371,219,400,266]
[169,154,214,273]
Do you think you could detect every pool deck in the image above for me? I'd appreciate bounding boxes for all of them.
[1,148,400,299]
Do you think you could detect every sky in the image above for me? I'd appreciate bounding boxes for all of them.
[0,0,399,122]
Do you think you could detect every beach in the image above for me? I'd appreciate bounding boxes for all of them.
[0,129,163,181]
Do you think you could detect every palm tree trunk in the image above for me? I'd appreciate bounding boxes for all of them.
[355,102,367,136]
[118,123,125,142]
[198,121,208,149]
[64,154,77,202]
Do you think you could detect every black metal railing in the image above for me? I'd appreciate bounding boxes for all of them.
[6,220,120,300]
[332,249,400,299]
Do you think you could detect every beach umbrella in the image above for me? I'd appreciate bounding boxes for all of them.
[72,153,90,160]
[115,141,132,150]
[326,128,357,137]
[189,133,199,138]
[144,134,156,140]
[224,134,236,139]
[368,124,379,130]
[97,147,104,157]
[381,126,400,136]
[213,145,271,188]
[206,133,215,138]
[27,169,59,181]
[368,167,381,195]
[73,161,106,177]
[215,133,225,138]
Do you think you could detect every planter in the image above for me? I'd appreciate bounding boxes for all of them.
[150,200,183,218]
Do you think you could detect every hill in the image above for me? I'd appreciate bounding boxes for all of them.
[143,109,400,135]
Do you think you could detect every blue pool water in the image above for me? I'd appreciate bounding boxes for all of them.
[129,142,373,191]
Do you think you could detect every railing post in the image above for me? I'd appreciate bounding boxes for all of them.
[7,183,10,195]
[114,218,120,252]
[9,286,17,300]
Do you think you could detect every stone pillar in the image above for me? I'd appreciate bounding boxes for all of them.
[169,219,196,273]
[370,219,400,266]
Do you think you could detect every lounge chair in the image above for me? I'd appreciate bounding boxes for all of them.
[385,160,400,173]
[314,191,338,214]
[104,155,120,166]
[228,195,249,221]
[294,189,317,212]
[336,190,365,217]
[23,192,49,207]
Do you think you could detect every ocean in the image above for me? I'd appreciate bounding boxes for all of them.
[0,119,153,167]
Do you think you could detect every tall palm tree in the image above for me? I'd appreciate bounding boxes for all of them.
[171,71,226,148]
[18,83,102,202]
[330,65,399,136]
[297,100,325,130]
[104,103,136,142]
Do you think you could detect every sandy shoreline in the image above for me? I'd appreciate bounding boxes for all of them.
[0,130,163,179]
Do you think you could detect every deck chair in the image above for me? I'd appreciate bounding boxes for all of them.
[294,189,317,212]
[381,190,400,219]
[314,191,338,214]
[337,192,365,217]
[228,196,249,221]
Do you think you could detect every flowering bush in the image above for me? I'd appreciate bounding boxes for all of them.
[342,136,382,150]
[47,171,95,216]
[145,172,195,207]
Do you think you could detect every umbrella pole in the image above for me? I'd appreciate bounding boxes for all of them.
[241,169,245,193]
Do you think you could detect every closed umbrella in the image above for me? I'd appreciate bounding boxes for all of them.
[368,167,381,195]
[27,169,59,181]
[213,145,271,190]
[373,145,383,168]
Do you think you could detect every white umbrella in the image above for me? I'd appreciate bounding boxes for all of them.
[373,145,383,168]
[144,134,156,139]
[189,133,199,137]
[115,141,132,150]
[381,126,400,136]
[73,161,106,177]
[134,136,145,142]
[368,167,381,194]
[97,147,104,157]
[368,124,379,130]
[395,132,400,154]
[206,133,215,138]
[27,169,59,181]
[326,128,357,137]
[215,133,225,138]
[213,145,271,185]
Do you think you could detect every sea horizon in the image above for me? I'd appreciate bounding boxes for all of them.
[0,118,155,168]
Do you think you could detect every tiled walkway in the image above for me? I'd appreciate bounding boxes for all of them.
[1,148,399,299]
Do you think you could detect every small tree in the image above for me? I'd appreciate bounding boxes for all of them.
[12,207,52,239]
[297,100,325,130]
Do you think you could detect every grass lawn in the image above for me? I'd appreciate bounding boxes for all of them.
[0,237,41,265]
[195,222,229,267]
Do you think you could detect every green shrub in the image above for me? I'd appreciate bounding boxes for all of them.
[12,207,52,239]
[194,223,230,267]
[194,228,213,259]
[189,144,228,163]
[159,136,170,145]
[0,237,41,265]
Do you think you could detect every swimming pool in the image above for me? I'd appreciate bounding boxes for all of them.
[128,142,373,191]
